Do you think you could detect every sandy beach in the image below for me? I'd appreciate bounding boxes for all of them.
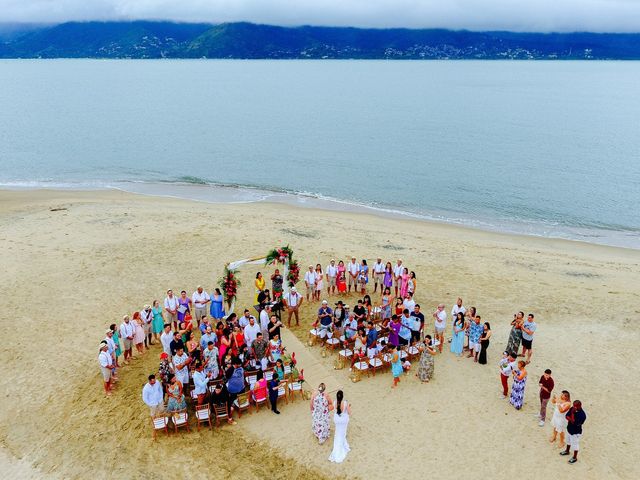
[0,188,638,479]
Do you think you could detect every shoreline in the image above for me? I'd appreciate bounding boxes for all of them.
[2,183,639,252]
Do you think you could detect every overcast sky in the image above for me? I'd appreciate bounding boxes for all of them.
[1,0,639,32]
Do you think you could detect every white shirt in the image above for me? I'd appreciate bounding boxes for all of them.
[244,322,261,345]
[141,309,153,324]
[160,331,173,355]
[103,336,116,355]
[373,261,385,274]
[304,271,316,285]
[285,292,301,307]
[173,353,190,384]
[326,264,338,277]
[259,309,270,332]
[403,299,416,312]
[451,304,466,321]
[192,370,208,395]
[348,261,360,276]
[142,381,164,406]
[164,296,179,311]
[120,321,134,339]
[192,290,210,308]
[393,264,404,278]
[239,315,253,329]
[434,310,447,329]
[99,350,112,368]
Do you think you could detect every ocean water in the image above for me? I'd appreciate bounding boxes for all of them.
[0,59,639,249]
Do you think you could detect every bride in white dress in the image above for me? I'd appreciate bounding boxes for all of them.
[328,390,351,463]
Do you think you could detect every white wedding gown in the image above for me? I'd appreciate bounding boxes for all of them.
[328,401,350,463]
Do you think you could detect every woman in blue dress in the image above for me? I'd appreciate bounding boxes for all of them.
[450,312,465,356]
[110,323,122,367]
[210,288,225,320]
[151,300,164,339]
[509,360,528,410]
[390,344,403,388]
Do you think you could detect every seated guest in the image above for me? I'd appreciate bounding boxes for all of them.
[209,382,236,425]
[350,327,367,368]
[316,300,334,345]
[225,357,245,410]
[366,321,379,358]
[158,352,174,390]
[333,301,346,332]
[142,374,165,416]
[203,341,220,379]
[166,374,187,414]
[269,333,283,363]
[252,370,268,403]
[353,299,367,323]
[172,346,191,386]
[274,359,285,381]
[343,312,358,340]
[200,325,217,351]
[169,331,185,356]
[199,315,212,335]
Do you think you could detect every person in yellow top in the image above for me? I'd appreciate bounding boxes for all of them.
[255,272,266,304]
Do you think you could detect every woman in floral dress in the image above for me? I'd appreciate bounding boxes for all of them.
[509,360,528,410]
[417,335,437,383]
[310,383,333,444]
[166,374,187,413]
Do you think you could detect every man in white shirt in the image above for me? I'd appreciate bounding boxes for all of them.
[325,259,338,295]
[103,329,119,380]
[192,363,209,405]
[259,304,271,339]
[451,298,466,324]
[304,265,316,301]
[98,343,113,396]
[393,259,404,297]
[347,256,360,293]
[119,315,135,364]
[163,289,179,328]
[432,304,447,353]
[192,286,210,326]
[142,374,165,415]
[403,292,416,313]
[283,286,303,327]
[244,316,261,346]
[372,258,385,294]
[160,323,173,356]
[239,309,255,329]
[140,305,154,348]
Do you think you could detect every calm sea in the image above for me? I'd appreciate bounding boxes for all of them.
[0,60,639,248]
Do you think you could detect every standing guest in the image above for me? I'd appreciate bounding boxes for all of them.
[103,331,118,381]
[394,297,404,317]
[163,290,180,329]
[417,335,437,383]
[561,401,587,464]
[366,321,379,358]
[468,315,484,362]
[358,259,369,294]
[390,345,403,388]
[389,315,401,348]
[380,287,392,322]
[411,304,425,339]
[200,325,217,351]
[499,352,517,399]
[433,304,447,353]
[383,262,394,295]
[238,309,255,329]
[400,267,410,298]
[314,264,324,302]
[325,259,338,295]
[393,259,404,297]
[521,313,537,364]
[203,341,220,379]
[119,315,135,364]
[310,383,333,444]
[109,323,122,368]
[230,325,245,357]
[244,316,261,347]
[192,286,210,326]
[509,360,528,410]
[257,289,271,310]
[186,331,201,363]
[463,308,475,351]
[177,290,192,327]
[165,374,187,414]
[142,374,165,415]
[402,292,416,313]
[269,333,284,363]
[267,314,283,341]
[328,390,351,463]
[252,333,270,371]
[192,362,208,405]
[225,357,245,408]
[450,312,465,356]
[98,343,113,396]
[271,269,284,300]
[346,256,360,293]
[336,260,347,294]
[537,369,555,427]
[304,265,316,302]
[169,331,185,356]
[408,306,422,344]
[218,326,231,362]
[268,371,281,414]
[317,300,334,346]
[350,328,367,368]
[506,312,525,356]
[399,309,412,347]
[407,271,417,295]
[172,346,191,386]
[372,258,385,294]
[160,324,173,357]
[259,304,271,339]
[283,286,303,327]
[451,298,466,326]
[353,299,367,324]
[133,312,145,355]
[158,352,174,390]
[333,301,346,332]
[550,390,572,447]
[151,300,164,343]
[254,273,265,305]
[209,288,225,321]
[478,322,492,365]
[199,316,212,335]
[140,305,154,348]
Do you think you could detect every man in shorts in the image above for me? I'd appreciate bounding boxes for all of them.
[192,286,210,326]
[163,289,179,328]
[372,257,385,294]
[393,259,404,297]
[304,265,315,301]
[561,400,587,464]
[98,343,113,396]
[521,313,537,364]
[119,315,135,364]
[432,303,447,353]
[468,314,483,362]
[347,257,359,293]
[325,259,338,295]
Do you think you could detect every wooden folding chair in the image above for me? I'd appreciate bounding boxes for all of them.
[277,381,288,405]
[195,404,212,431]
[234,392,252,418]
[213,404,229,426]
[381,351,392,372]
[368,354,383,376]
[287,379,304,401]
[173,410,190,433]
[283,365,292,379]
[253,384,268,412]
[406,344,420,362]
[353,358,369,379]
[325,334,340,351]
[151,415,169,438]
[308,327,320,346]
[337,348,353,370]
[264,368,275,382]
[244,371,258,390]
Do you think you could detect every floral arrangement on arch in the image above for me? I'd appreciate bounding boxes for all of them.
[264,245,294,265]
[218,265,240,308]
[287,259,300,287]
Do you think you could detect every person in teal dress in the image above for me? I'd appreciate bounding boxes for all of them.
[390,344,403,388]
[151,300,164,340]
[210,288,225,320]
[450,312,465,356]
[110,323,122,366]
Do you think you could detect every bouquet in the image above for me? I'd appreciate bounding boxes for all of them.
[265,245,294,265]
[218,265,240,309]
[287,259,300,287]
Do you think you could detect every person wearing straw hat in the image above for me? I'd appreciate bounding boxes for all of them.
[192,286,210,327]
[98,343,113,396]
[140,304,154,348]
[325,259,338,295]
